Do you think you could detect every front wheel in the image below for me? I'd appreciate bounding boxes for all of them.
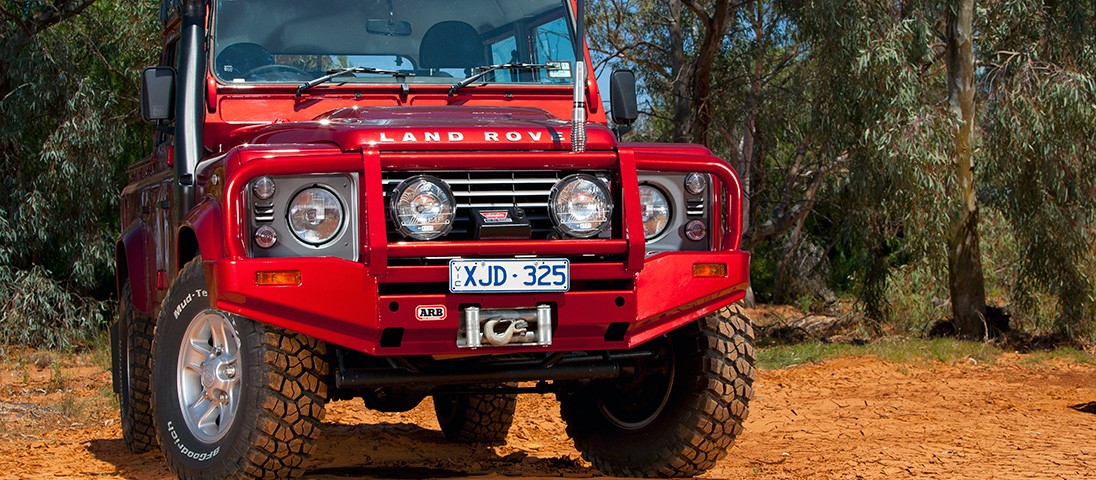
[558,304,756,477]
[151,258,329,479]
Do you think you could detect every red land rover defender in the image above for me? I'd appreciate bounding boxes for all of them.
[111,0,755,478]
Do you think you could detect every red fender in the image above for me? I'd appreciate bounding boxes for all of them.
[117,223,156,314]
[181,195,226,264]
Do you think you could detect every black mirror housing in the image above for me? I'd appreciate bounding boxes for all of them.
[609,69,638,126]
[141,66,176,122]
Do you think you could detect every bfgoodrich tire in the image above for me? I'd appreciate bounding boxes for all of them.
[119,280,157,453]
[558,304,756,477]
[151,258,328,479]
[433,387,517,444]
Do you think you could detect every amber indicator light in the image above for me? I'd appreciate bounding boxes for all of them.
[692,263,727,278]
[256,270,302,286]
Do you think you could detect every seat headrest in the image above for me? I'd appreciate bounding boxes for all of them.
[216,43,274,79]
[419,21,483,70]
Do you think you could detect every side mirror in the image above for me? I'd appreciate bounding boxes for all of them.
[609,69,638,127]
[141,66,176,122]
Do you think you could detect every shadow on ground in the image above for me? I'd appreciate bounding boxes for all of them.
[84,421,594,479]
[306,422,593,479]
[86,438,170,479]
[1070,402,1096,415]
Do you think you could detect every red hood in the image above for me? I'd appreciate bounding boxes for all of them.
[232,106,617,152]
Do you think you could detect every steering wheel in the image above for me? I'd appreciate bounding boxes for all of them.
[245,64,312,81]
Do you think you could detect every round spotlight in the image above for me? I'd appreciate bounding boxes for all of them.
[390,175,456,240]
[685,173,707,195]
[549,174,613,238]
[685,219,708,241]
[254,225,278,249]
[287,187,344,245]
[252,176,276,200]
[638,184,671,239]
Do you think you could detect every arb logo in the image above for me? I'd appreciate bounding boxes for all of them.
[415,305,447,321]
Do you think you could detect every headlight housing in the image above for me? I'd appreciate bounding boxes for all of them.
[287,187,345,245]
[549,174,613,238]
[638,184,671,239]
[390,175,456,240]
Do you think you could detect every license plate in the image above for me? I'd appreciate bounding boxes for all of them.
[449,259,570,293]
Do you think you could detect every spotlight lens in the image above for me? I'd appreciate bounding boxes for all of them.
[549,174,613,238]
[390,175,456,240]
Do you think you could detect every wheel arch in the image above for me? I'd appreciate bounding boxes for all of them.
[177,195,225,269]
[117,224,155,314]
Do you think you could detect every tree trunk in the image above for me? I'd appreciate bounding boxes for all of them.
[668,1,692,143]
[945,0,988,339]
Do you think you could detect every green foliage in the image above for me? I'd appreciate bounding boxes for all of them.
[592,0,1095,341]
[979,0,1096,338]
[758,337,1006,369]
[0,0,159,348]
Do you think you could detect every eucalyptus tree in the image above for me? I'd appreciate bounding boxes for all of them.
[0,0,159,347]
[979,0,1096,337]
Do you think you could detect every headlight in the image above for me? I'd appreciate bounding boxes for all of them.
[287,187,344,245]
[391,175,456,240]
[638,185,671,239]
[549,174,613,238]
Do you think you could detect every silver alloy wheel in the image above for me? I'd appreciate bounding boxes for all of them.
[176,310,242,443]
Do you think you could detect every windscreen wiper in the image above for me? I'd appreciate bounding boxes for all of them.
[448,63,557,97]
[296,67,414,97]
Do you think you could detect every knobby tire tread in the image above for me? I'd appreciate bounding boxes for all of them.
[560,304,756,478]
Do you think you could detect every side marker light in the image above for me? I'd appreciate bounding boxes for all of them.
[693,263,727,278]
[256,271,301,286]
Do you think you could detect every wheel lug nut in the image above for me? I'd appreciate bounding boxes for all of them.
[218,393,228,403]
[224,366,236,378]
[213,347,224,356]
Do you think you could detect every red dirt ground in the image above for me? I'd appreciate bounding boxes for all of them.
[1,352,1093,479]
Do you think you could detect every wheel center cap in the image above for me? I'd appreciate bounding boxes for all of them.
[200,361,218,389]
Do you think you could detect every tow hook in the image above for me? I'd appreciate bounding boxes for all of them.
[483,318,530,346]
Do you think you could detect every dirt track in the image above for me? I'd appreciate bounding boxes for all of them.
[1,353,1093,479]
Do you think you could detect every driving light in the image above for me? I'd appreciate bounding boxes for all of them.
[253,176,276,200]
[549,174,613,238]
[685,173,707,195]
[685,219,707,241]
[638,185,671,239]
[287,187,344,245]
[391,175,456,240]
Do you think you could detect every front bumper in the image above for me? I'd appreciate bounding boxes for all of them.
[209,145,749,356]
[210,250,749,355]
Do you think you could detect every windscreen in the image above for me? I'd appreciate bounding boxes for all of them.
[212,0,578,86]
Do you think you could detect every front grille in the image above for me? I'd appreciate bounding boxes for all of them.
[382,171,564,239]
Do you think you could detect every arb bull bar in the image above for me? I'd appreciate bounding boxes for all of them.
[207,146,749,356]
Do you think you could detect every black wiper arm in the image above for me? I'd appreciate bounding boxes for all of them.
[448,63,556,97]
[296,67,414,97]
